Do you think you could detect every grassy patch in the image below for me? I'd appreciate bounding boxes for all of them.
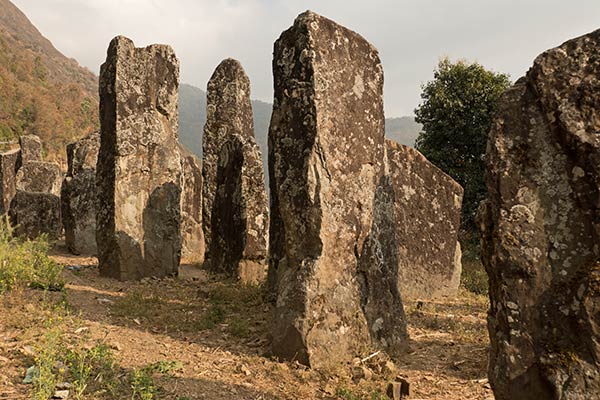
[0,219,64,293]
[461,259,488,295]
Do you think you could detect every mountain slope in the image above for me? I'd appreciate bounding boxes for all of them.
[0,0,98,162]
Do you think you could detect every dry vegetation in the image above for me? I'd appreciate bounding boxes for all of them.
[0,233,494,399]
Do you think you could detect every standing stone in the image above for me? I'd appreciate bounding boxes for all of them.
[97,36,182,281]
[179,144,204,262]
[202,58,254,254]
[209,133,269,283]
[19,134,42,163]
[268,11,407,368]
[0,148,20,214]
[9,191,61,239]
[480,30,600,400]
[61,133,100,255]
[385,140,463,299]
[16,161,62,195]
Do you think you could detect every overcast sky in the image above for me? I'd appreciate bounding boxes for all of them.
[11,0,600,117]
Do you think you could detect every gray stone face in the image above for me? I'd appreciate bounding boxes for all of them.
[480,29,600,400]
[179,144,204,262]
[19,134,42,163]
[268,11,407,368]
[208,133,269,283]
[9,190,61,240]
[16,161,62,196]
[97,36,182,281]
[385,140,463,299]
[202,58,254,253]
[0,149,20,214]
[61,133,100,255]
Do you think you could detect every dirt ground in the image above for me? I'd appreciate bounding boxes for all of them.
[0,247,494,399]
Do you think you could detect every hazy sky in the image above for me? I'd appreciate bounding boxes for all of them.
[11,0,600,117]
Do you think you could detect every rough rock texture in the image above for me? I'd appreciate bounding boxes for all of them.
[268,11,407,368]
[19,134,42,163]
[202,58,254,253]
[9,190,61,239]
[208,133,269,283]
[16,161,62,195]
[97,36,182,281]
[179,144,204,261]
[0,149,20,214]
[480,30,600,400]
[385,140,463,299]
[61,133,100,255]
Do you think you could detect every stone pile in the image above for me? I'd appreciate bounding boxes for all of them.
[61,132,100,255]
[97,36,182,281]
[202,59,268,283]
[268,11,407,368]
[480,29,600,399]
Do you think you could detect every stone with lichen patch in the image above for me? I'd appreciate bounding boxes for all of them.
[202,58,255,254]
[97,36,182,281]
[0,148,20,214]
[385,140,463,299]
[18,134,42,163]
[480,29,600,400]
[9,190,61,239]
[268,11,407,369]
[15,161,62,196]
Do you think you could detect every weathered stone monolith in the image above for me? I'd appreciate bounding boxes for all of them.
[268,11,407,368]
[9,190,61,239]
[19,134,42,163]
[0,148,20,214]
[16,161,62,195]
[179,144,204,262]
[480,30,600,400]
[202,58,254,253]
[61,133,100,255]
[209,133,269,283]
[97,36,182,281]
[385,140,463,299]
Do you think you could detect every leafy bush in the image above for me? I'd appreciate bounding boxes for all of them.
[0,218,64,293]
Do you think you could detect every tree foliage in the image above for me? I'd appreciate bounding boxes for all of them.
[415,58,511,229]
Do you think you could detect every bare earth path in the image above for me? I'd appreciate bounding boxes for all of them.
[0,248,494,399]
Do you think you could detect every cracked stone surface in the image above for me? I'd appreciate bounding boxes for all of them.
[268,11,407,368]
[202,58,255,254]
[385,140,463,299]
[480,29,600,400]
[97,36,182,281]
[61,132,100,255]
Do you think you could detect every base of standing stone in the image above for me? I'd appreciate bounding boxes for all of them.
[9,190,61,240]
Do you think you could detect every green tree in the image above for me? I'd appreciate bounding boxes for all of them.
[415,58,511,230]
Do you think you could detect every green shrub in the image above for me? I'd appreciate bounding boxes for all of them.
[0,218,64,293]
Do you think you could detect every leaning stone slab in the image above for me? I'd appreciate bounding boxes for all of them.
[202,58,254,253]
[0,148,20,214]
[97,36,182,281]
[19,134,42,163]
[179,144,204,262]
[61,133,100,255]
[16,161,62,195]
[9,190,61,240]
[208,133,268,283]
[385,140,463,299]
[268,11,407,368]
[480,29,600,400]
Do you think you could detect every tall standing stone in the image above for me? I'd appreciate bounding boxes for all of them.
[268,11,407,368]
[97,36,182,281]
[19,134,42,163]
[385,140,463,299]
[0,148,20,214]
[61,133,100,255]
[209,133,269,283]
[202,58,254,254]
[179,144,204,262]
[480,30,600,399]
